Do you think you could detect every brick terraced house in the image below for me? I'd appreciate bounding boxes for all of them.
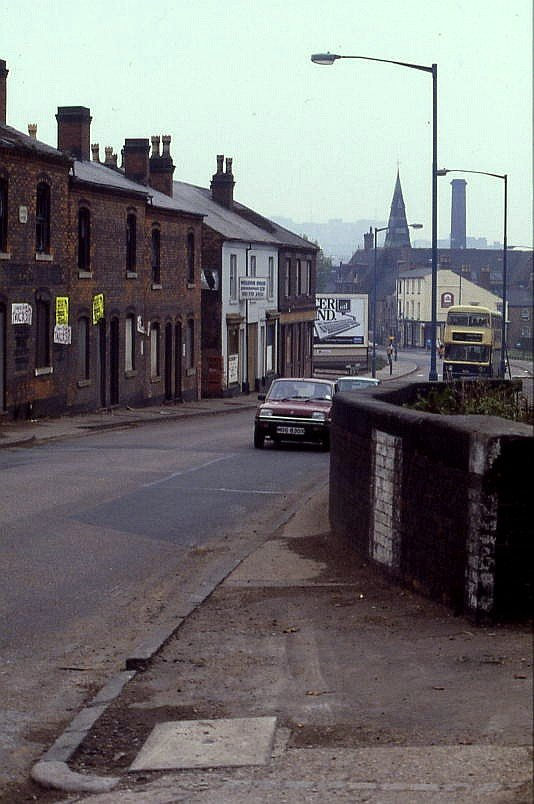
[0,60,203,418]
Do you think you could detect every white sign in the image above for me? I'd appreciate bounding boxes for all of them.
[12,303,32,325]
[227,353,239,384]
[137,315,145,334]
[239,277,267,300]
[54,324,72,344]
[315,294,368,346]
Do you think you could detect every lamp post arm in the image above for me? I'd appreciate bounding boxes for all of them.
[339,54,434,74]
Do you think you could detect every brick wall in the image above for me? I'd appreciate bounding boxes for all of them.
[329,380,532,622]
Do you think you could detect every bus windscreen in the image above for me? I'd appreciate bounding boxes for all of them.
[444,344,490,362]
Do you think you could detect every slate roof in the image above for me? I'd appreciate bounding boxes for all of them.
[0,123,71,162]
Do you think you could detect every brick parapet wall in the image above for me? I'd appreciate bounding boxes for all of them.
[329,380,532,622]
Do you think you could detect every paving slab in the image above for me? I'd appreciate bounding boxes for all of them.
[129,716,277,771]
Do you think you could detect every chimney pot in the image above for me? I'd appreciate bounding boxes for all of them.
[211,154,235,209]
[151,135,160,158]
[91,143,100,162]
[225,157,233,175]
[216,154,224,174]
[28,123,37,139]
[161,134,171,156]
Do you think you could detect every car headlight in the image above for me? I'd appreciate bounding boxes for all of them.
[311,411,326,421]
[259,408,273,418]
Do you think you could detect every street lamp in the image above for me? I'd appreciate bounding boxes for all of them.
[372,223,422,377]
[437,168,508,377]
[311,52,439,380]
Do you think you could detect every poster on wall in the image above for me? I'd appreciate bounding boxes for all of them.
[314,294,368,346]
[54,324,72,344]
[11,303,32,325]
[92,293,104,325]
[55,296,69,325]
[227,353,239,384]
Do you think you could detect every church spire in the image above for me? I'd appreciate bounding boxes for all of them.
[384,170,411,248]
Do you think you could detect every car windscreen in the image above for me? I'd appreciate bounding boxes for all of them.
[268,381,332,401]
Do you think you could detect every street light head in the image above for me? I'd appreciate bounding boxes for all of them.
[409,223,423,229]
[311,52,340,65]
[436,168,449,176]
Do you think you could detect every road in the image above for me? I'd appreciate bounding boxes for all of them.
[0,410,329,789]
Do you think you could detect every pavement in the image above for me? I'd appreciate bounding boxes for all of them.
[3,354,532,802]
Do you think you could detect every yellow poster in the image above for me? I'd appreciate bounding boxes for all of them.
[55,296,69,325]
[92,293,104,325]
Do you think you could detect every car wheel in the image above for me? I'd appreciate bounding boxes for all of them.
[254,428,265,449]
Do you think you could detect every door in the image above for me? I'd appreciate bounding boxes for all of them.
[97,319,106,407]
[174,322,182,400]
[109,317,119,406]
[247,322,257,392]
[165,323,173,400]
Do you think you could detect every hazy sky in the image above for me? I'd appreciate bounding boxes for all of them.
[2,0,532,248]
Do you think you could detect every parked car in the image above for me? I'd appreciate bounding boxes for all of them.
[335,376,381,392]
[254,378,335,450]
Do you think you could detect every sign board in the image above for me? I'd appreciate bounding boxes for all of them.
[441,291,454,308]
[201,268,219,291]
[54,324,72,344]
[12,303,32,325]
[92,293,104,325]
[55,296,69,325]
[227,353,239,384]
[239,277,267,300]
[315,294,368,346]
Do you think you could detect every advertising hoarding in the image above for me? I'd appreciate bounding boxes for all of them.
[315,294,368,346]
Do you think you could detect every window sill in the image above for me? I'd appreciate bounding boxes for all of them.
[0,251,11,260]
[150,375,161,384]
[151,283,162,290]
[35,252,53,262]
[77,379,91,388]
[35,366,53,376]
[125,369,137,378]
[78,270,93,279]
[126,271,138,279]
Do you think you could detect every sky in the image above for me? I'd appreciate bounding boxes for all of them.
[2,0,532,250]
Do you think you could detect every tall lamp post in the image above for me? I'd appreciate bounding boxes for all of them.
[372,223,422,377]
[437,168,508,377]
[311,52,439,380]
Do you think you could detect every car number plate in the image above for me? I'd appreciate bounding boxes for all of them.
[276,426,305,435]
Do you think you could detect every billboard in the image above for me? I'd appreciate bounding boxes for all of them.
[315,294,368,346]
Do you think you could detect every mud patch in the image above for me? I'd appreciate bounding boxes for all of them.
[288,721,407,748]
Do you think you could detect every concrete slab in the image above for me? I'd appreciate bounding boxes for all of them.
[129,716,277,771]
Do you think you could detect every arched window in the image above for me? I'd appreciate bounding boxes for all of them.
[78,316,90,380]
[78,208,91,270]
[126,213,136,272]
[151,228,161,285]
[35,182,51,253]
[186,232,195,283]
[0,178,7,253]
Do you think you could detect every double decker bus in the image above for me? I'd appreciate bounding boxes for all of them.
[443,305,503,378]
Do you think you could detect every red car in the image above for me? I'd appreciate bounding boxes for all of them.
[253,378,335,450]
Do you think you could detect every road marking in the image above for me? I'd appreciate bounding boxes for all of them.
[193,487,289,495]
[142,455,235,488]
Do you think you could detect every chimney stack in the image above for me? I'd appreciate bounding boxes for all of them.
[91,143,100,162]
[122,138,150,185]
[210,153,235,209]
[56,106,92,160]
[0,59,8,125]
[28,123,37,139]
[450,178,467,249]
[148,134,175,197]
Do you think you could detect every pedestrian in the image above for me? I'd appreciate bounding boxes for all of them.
[386,344,393,375]
[393,342,398,361]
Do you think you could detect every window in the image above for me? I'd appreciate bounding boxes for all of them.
[150,323,160,378]
[0,178,7,252]
[229,254,237,300]
[78,317,90,380]
[306,261,312,296]
[151,228,161,284]
[36,297,51,369]
[125,314,135,372]
[187,232,195,283]
[284,258,291,297]
[78,208,90,271]
[186,319,195,369]
[520,326,531,338]
[268,257,274,298]
[250,255,256,277]
[296,260,302,295]
[126,213,136,272]
[35,182,50,253]
[519,308,530,320]
[266,323,275,371]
